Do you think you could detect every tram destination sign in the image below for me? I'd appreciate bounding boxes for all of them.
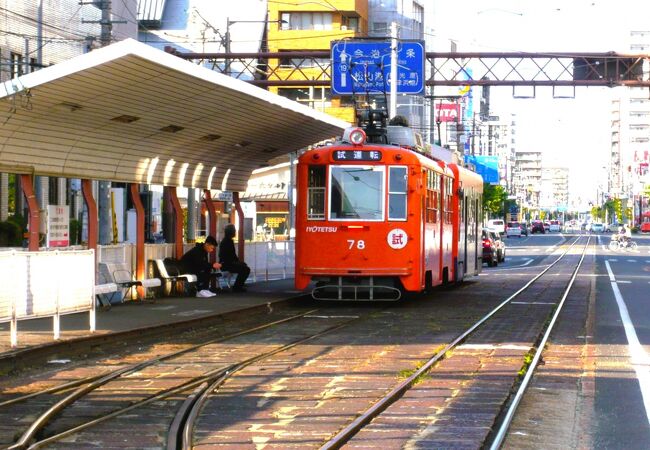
[331,41,425,95]
[332,150,382,161]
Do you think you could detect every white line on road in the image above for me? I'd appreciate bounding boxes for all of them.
[628,259,637,263]
[616,280,632,284]
[510,301,556,305]
[604,260,650,427]
[608,259,618,262]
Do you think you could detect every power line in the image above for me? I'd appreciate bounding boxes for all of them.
[0,5,89,39]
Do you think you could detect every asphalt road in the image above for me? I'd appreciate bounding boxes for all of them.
[592,232,650,448]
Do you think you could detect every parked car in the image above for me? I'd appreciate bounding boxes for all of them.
[519,222,529,236]
[487,219,505,235]
[543,221,551,232]
[604,223,618,233]
[549,220,561,232]
[493,231,506,262]
[590,223,604,233]
[482,228,498,267]
[506,221,522,238]
[531,220,545,234]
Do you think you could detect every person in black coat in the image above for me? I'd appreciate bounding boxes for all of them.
[180,235,222,297]
[219,224,251,292]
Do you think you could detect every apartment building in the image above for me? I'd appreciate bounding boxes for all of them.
[609,29,650,223]
[265,1,368,124]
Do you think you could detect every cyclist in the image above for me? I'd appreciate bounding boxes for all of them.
[618,224,632,247]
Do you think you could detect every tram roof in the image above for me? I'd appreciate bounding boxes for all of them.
[0,39,348,192]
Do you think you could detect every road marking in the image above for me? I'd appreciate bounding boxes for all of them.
[511,301,556,305]
[604,260,650,427]
[616,280,632,284]
[608,259,618,262]
[628,259,637,263]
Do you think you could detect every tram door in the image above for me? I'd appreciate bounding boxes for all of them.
[460,193,467,279]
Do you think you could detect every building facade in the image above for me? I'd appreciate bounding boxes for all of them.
[512,149,542,211]
[0,0,137,222]
[367,0,426,133]
[266,0,369,124]
[608,29,650,224]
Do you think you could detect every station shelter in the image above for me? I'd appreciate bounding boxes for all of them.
[0,39,348,344]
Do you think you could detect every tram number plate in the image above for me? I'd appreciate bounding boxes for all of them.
[347,239,366,250]
[333,150,382,161]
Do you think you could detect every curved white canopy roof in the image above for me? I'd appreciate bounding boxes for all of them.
[0,39,348,192]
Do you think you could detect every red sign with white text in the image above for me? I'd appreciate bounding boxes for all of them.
[435,103,460,122]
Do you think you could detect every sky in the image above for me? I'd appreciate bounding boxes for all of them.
[428,0,650,205]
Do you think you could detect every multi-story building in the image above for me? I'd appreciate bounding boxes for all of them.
[609,29,650,224]
[0,0,136,221]
[540,167,569,212]
[266,0,369,124]
[368,0,426,133]
[512,149,542,211]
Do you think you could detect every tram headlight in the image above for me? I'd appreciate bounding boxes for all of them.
[349,128,366,146]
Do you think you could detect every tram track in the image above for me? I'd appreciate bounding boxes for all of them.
[0,236,594,449]
[320,234,592,449]
[0,308,369,449]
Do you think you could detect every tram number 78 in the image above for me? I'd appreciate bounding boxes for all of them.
[347,239,366,250]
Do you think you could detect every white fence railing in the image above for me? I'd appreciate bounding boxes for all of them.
[0,241,295,347]
[245,241,295,282]
[0,249,95,347]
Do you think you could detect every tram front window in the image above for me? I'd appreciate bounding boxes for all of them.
[330,166,384,220]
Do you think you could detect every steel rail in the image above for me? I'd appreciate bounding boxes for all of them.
[24,317,361,450]
[489,235,592,449]
[7,309,320,450]
[320,235,587,449]
[172,319,361,449]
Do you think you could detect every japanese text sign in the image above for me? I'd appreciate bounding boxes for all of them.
[331,41,425,95]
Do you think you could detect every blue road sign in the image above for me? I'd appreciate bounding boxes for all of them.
[330,41,425,95]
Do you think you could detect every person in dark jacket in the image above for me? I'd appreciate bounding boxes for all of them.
[180,235,222,297]
[219,224,251,292]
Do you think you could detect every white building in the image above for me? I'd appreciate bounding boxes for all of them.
[608,29,650,224]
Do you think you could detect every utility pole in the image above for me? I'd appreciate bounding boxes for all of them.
[225,18,231,75]
[389,21,398,119]
[85,1,118,243]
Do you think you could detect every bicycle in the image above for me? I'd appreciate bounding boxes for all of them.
[608,234,638,251]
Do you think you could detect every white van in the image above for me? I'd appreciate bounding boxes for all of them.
[487,219,505,234]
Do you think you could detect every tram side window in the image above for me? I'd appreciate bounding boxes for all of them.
[425,169,439,223]
[444,178,453,224]
[307,166,326,220]
[388,166,407,220]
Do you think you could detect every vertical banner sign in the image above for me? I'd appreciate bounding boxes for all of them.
[460,68,473,155]
[47,205,70,247]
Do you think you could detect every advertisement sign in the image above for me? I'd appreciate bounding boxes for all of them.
[47,205,69,247]
[331,41,425,95]
[435,103,460,122]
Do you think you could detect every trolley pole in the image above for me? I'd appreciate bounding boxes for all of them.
[389,21,398,119]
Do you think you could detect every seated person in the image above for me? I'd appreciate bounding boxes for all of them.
[219,224,251,292]
[180,235,222,298]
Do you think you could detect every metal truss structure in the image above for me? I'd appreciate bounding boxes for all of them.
[165,47,650,88]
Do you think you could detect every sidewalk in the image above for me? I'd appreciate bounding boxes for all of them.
[0,279,305,370]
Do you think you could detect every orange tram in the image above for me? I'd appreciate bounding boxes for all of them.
[295,124,484,300]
